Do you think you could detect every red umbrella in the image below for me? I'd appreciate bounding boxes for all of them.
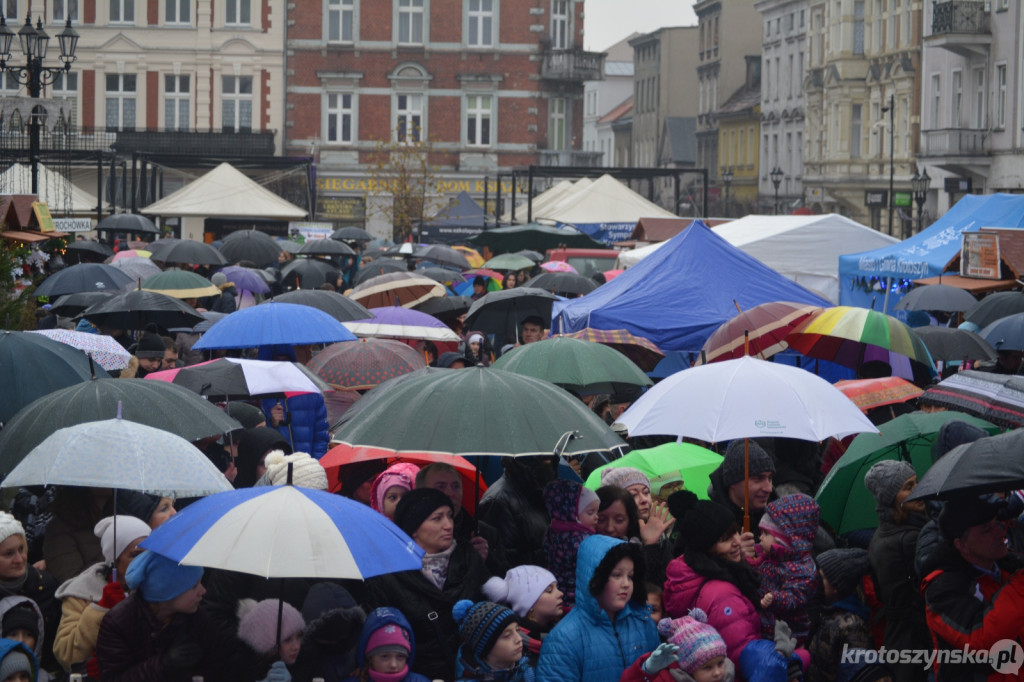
[697,301,825,364]
[834,377,924,413]
[307,338,427,391]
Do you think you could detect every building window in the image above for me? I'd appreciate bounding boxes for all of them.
[468,0,493,47]
[226,0,251,27]
[974,67,985,128]
[326,93,354,143]
[164,75,189,131]
[110,0,134,23]
[931,74,941,128]
[1,1,16,20]
[398,0,425,45]
[951,70,962,127]
[105,73,136,132]
[328,0,355,42]
[996,64,1006,128]
[851,104,861,158]
[466,95,492,146]
[396,93,423,143]
[222,75,253,132]
[51,71,77,124]
[54,0,78,22]
[853,1,864,55]
[551,0,569,50]
[166,0,190,24]
[550,97,566,150]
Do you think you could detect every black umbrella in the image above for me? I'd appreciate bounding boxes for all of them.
[331,226,373,242]
[527,271,599,296]
[0,330,95,424]
[280,258,340,289]
[268,289,373,322]
[298,239,355,257]
[416,245,470,270]
[468,223,604,254]
[464,287,561,349]
[154,240,228,266]
[80,289,205,330]
[0,378,242,475]
[353,259,407,286]
[34,263,135,298]
[219,231,283,265]
[515,249,545,263]
[913,326,997,362]
[965,291,1024,329]
[907,429,1024,501]
[50,290,118,317]
[414,295,473,322]
[167,358,332,400]
[96,213,160,235]
[146,238,180,261]
[418,268,467,287]
[893,284,978,313]
[66,240,114,262]
[167,311,229,334]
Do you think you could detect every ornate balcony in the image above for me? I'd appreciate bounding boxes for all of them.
[538,150,604,167]
[540,49,605,82]
[926,1,991,57]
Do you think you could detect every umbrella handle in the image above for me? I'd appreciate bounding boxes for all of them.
[743,438,750,534]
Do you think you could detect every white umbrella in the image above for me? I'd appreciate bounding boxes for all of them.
[28,328,132,370]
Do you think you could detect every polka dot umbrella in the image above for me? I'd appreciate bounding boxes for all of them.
[307,338,427,391]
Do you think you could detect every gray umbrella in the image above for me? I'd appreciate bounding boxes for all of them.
[96,213,160,235]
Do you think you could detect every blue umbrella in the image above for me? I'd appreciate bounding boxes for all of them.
[980,312,1024,352]
[193,302,357,350]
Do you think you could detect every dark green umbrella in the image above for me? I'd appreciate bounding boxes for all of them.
[468,223,604,255]
[332,366,625,457]
[0,378,241,475]
[493,336,651,396]
[0,330,95,424]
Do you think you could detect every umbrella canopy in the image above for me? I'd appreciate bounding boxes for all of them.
[697,301,825,365]
[29,329,132,371]
[218,265,272,294]
[965,291,1024,329]
[1,416,233,496]
[333,366,625,457]
[979,312,1024,352]
[331,226,373,241]
[417,267,467,288]
[540,261,578,273]
[516,249,545,263]
[907,429,1024,502]
[297,239,356,257]
[193,302,358,350]
[219,230,283,265]
[50,290,118,317]
[493,336,652,396]
[464,288,561,349]
[109,256,163,284]
[343,306,461,342]
[352,259,408,286]
[583,442,723,501]
[468,223,604,254]
[526,271,598,297]
[148,358,331,398]
[66,240,114,261]
[111,249,151,261]
[834,376,923,412]
[141,484,423,579]
[269,289,373,323]
[142,270,220,298]
[153,240,228,266]
[96,213,159,235]
[167,310,229,334]
[453,246,485,268]
[413,295,473,322]
[0,378,241,474]
[619,355,878,442]
[912,326,997,363]
[308,338,427,390]
[348,272,446,309]
[555,328,665,372]
[34,263,136,298]
[417,245,471,270]
[919,370,1024,428]
[785,306,936,384]
[0,330,96,424]
[815,411,999,533]
[80,290,205,330]
[280,258,341,290]
[893,284,978,313]
[483,253,535,272]
[146,238,180,261]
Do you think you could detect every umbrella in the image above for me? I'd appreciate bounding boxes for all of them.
[332,366,626,457]
[50,291,118,317]
[965,291,1024,329]
[979,312,1024,352]
[153,240,228,266]
[146,238,180,261]
[148,357,331,398]
[280,258,340,289]
[29,329,133,371]
[540,261,578,273]
[297,239,356,257]
[0,330,95,424]
[583,442,724,500]
[331,367,450,430]
[913,326,997,363]
[167,310,229,334]
[352,259,408,286]
[277,240,302,254]
[331,226,373,242]
[142,270,220,298]
[619,355,878,442]
[343,306,461,342]
[193,302,357,350]
[697,301,825,364]
[526,272,598,297]
[834,377,923,413]
[34,263,135,298]
[66,240,114,262]
[893,284,978,313]
[0,378,241,474]
[463,288,561,348]
[417,245,471,270]
[493,336,652,396]
[218,265,271,294]
[140,484,424,579]
[483,253,536,272]
[413,295,473,322]
[79,290,205,330]
[219,230,284,265]
[109,256,163,284]
[919,370,1024,428]
[269,289,373,323]
[907,429,1024,502]
[348,272,446,309]
[785,306,937,384]
[555,328,665,372]
[468,223,604,254]
[417,268,467,287]
[1,415,233,496]
[308,338,427,390]
[96,213,159,235]
[111,249,151,261]
[516,249,545,263]
[452,246,485,268]
[815,411,1000,533]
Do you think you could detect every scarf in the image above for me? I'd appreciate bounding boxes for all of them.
[421,541,457,589]
[0,571,29,596]
[368,664,409,682]
[684,548,763,608]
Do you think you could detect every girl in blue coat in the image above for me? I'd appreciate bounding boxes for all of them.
[536,535,659,682]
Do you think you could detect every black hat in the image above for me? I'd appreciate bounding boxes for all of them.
[226,402,266,429]
[939,495,1007,541]
[670,490,736,553]
[932,420,988,462]
[817,548,871,598]
[1,605,38,641]
[338,460,387,499]
[117,490,161,525]
[393,488,453,537]
[134,333,165,359]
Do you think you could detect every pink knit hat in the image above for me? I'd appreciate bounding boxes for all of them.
[366,621,412,658]
[237,599,304,655]
[657,609,727,674]
[370,462,420,513]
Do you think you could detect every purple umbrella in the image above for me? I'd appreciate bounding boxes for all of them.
[342,306,460,342]
[219,266,271,294]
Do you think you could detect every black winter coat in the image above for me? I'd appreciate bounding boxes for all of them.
[477,476,549,569]
[1,566,61,671]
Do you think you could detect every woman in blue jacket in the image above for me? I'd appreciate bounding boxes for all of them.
[536,535,658,682]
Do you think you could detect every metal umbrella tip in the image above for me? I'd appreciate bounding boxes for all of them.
[116,401,123,420]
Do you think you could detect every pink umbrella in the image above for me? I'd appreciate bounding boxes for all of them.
[112,249,149,261]
[540,261,577,273]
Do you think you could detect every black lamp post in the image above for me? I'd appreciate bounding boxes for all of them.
[911,168,930,236]
[0,15,79,196]
[769,166,784,215]
[881,94,895,236]
[721,168,733,217]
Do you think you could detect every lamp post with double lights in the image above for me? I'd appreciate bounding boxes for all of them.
[0,15,79,195]
[721,168,733,217]
[911,168,930,236]
[769,166,784,215]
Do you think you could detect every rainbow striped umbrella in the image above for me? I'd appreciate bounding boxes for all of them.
[786,306,936,384]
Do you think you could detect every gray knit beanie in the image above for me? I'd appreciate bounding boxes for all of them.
[718,439,775,489]
[0,650,32,681]
[863,460,915,522]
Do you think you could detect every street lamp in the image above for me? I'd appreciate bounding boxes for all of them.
[0,15,79,196]
[721,168,733,217]
[881,94,895,236]
[911,168,930,236]
[769,166,784,215]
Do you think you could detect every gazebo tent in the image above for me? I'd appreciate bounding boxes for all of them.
[499,179,586,225]
[0,163,103,216]
[419,191,490,243]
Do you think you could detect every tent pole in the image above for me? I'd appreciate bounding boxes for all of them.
[881,276,893,314]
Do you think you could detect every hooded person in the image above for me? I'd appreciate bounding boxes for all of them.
[807,549,876,682]
[291,583,366,682]
[707,440,776,542]
[452,600,533,681]
[370,463,420,520]
[338,460,389,506]
[343,607,431,682]
[478,456,557,569]
[0,639,37,682]
[541,479,598,607]
[235,428,293,489]
[209,272,238,314]
[0,597,51,682]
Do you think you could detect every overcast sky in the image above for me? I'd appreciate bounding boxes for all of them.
[583,0,698,51]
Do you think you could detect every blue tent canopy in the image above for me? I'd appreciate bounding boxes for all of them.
[551,220,831,352]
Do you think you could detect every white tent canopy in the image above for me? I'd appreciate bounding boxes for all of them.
[0,162,103,215]
[537,174,678,225]
[500,178,589,225]
[142,162,307,220]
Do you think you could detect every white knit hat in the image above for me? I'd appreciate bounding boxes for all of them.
[94,515,152,564]
[262,450,328,490]
[0,513,25,549]
[482,565,558,618]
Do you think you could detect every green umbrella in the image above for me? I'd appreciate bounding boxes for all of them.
[816,411,1000,534]
[492,336,652,396]
[142,270,219,298]
[483,253,536,272]
[332,365,625,457]
[584,442,723,500]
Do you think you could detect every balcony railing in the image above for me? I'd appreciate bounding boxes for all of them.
[538,150,604,167]
[921,128,987,156]
[540,49,605,82]
[0,126,276,156]
[932,0,989,35]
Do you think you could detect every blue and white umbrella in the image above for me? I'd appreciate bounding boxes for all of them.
[193,302,357,350]
[141,484,424,579]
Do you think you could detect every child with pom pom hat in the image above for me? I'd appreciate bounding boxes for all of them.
[236,598,305,681]
[482,566,563,666]
[344,607,430,682]
[621,609,734,682]
[452,600,534,681]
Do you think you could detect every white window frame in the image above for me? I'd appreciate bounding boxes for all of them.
[1,1,16,21]
[164,74,190,131]
[931,73,941,128]
[996,63,1007,129]
[53,0,78,23]
[325,92,356,143]
[466,0,494,48]
[397,0,425,45]
[951,69,962,128]
[551,0,569,50]
[225,0,252,27]
[110,0,135,24]
[973,67,985,129]
[550,97,566,150]
[105,73,136,132]
[327,0,356,43]
[395,93,424,143]
[465,94,493,147]
[222,75,254,132]
[165,0,190,25]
